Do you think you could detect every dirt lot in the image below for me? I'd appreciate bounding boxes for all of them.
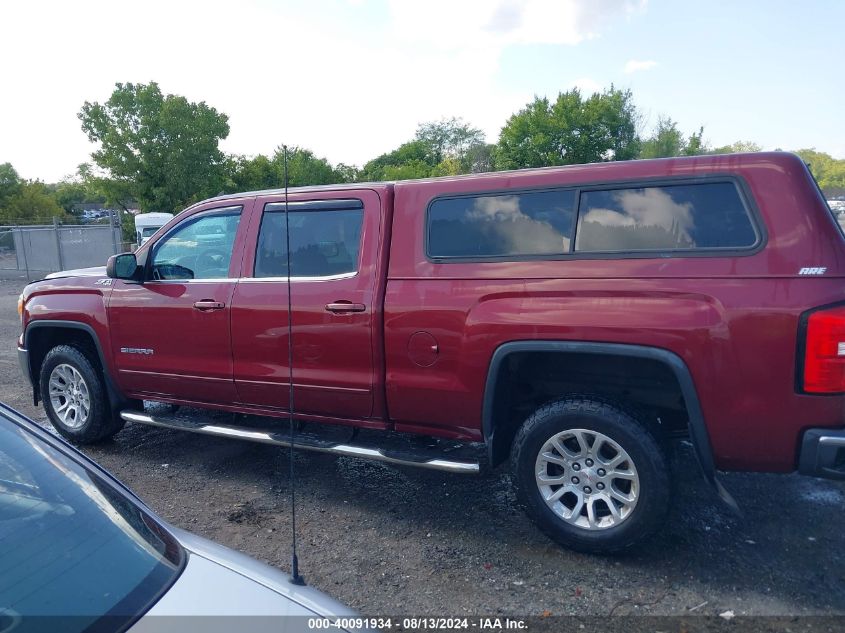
[2,276,844,620]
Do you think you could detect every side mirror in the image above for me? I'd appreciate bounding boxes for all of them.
[107,253,139,280]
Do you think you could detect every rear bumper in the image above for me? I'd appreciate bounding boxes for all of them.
[17,346,31,387]
[799,428,845,480]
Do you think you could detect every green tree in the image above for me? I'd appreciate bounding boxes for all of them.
[710,141,763,154]
[282,147,343,186]
[0,163,23,210]
[360,140,435,181]
[464,143,496,174]
[640,117,708,158]
[683,127,707,156]
[225,154,279,192]
[640,117,685,158]
[360,117,490,181]
[0,180,67,225]
[225,146,353,192]
[795,149,845,195]
[50,178,104,217]
[495,86,641,169]
[415,117,486,167]
[78,81,230,212]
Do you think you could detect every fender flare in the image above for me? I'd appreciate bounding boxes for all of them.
[24,319,126,412]
[482,340,739,512]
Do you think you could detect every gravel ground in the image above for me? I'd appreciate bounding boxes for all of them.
[2,276,844,620]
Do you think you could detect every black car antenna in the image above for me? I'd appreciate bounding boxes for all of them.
[283,144,305,586]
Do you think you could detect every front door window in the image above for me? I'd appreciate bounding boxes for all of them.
[151,207,241,280]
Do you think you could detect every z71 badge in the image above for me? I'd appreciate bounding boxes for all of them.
[95,278,113,286]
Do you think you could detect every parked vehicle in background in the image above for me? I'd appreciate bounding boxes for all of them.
[134,212,175,246]
[15,152,845,553]
[0,402,359,632]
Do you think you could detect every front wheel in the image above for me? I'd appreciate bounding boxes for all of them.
[39,345,124,444]
[513,397,670,553]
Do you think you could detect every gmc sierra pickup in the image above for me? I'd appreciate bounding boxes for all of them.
[16,152,845,552]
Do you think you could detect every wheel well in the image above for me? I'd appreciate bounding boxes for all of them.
[487,350,691,467]
[28,327,103,403]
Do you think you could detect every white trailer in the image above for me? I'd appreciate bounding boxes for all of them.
[134,212,174,246]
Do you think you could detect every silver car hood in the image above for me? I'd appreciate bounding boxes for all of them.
[44,265,107,279]
[132,527,357,631]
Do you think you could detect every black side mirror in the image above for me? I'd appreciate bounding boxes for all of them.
[107,253,139,280]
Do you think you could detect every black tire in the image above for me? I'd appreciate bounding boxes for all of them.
[39,345,125,444]
[513,397,670,554]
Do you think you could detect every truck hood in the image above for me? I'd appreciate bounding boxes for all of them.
[44,266,107,280]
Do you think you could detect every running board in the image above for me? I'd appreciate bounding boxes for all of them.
[119,410,481,474]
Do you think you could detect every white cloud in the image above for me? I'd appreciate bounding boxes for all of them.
[624,59,658,74]
[572,78,603,95]
[388,0,647,49]
[0,0,646,182]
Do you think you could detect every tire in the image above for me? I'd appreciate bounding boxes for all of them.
[39,345,125,444]
[512,397,670,554]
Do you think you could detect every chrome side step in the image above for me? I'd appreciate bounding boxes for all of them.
[120,410,481,474]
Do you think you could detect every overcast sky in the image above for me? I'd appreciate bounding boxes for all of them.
[3,0,844,182]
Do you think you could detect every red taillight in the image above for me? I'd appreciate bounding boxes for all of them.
[803,306,845,393]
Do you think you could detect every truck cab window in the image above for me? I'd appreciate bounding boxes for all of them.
[150,208,241,280]
[255,208,363,278]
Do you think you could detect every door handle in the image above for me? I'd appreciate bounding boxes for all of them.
[193,300,225,311]
[325,301,366,313]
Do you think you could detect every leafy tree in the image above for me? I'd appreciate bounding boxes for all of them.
[0,180,67,225]
[640,117,685,158]
[495,86,641,169]
[430,157,463,177]
[79,81,230,212]
[225,146,353,193]
[334,163,361,183]
[225,154,279,192]
[283,146,343,186]
[50,178,104,217]
[683,127,707,156]
[464,143,496,173]
[795,149,845,195]
[360,140,435,181]
[710,141,763,154]
[0,163,23,210]
[640,117,708,158]
[361,118,490,181]
[416,117,486,166]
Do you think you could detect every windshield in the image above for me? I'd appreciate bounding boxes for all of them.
[141,227,161,237]
[0,419,183,630]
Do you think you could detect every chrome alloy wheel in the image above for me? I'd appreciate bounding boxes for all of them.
[534,428,639,530]
[48,363,91,429]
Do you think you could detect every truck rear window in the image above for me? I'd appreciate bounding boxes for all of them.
[575,182,758,252]
[427,190,576,258]
[255,207,363,278]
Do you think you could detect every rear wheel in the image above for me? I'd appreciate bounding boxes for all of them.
[513,397,669,553]
[39,345,124,443]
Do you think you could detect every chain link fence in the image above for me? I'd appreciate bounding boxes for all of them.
[0,215,126,280]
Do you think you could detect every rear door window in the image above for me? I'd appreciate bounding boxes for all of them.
[255,204,364,278]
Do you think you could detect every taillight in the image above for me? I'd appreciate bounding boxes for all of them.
[803,306,845,393]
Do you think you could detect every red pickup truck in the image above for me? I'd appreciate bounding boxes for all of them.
[17,152,845,552]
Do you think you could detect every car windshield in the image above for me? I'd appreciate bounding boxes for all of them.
[141,227,161,237]
[0,417,183,631]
